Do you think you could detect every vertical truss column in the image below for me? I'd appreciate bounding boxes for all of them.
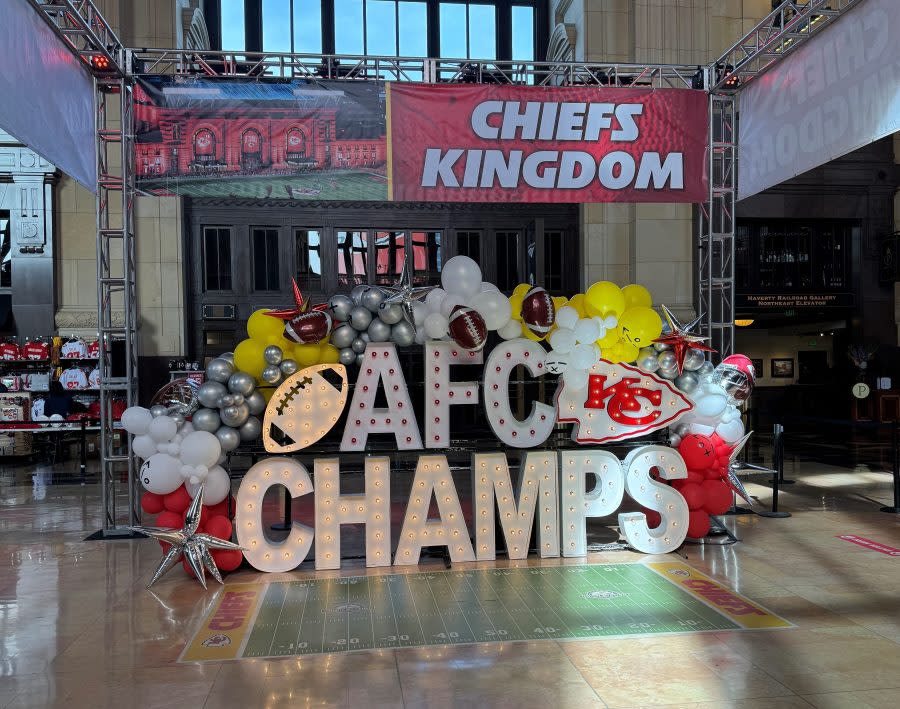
[95,73,139,534]
[698,92,736,362]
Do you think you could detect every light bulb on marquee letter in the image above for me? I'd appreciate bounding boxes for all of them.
[560,451,625,557]
[341,344,422,451]
[425,341,482,448]
[394,455,475,565]
[235,457,314,572]
[619,445,689,554]
[314,457,391,569]
[483,340,556,447]
[472,452,559,560]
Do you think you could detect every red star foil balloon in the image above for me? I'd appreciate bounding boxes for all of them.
[653,305,716,374]
[131,486,244,590]
[265,278,329,321]
[556,359,694,444]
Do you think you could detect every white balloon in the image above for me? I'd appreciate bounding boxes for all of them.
[471,290,512,330]
[424,312,449,339]
[555,306,580,331]
[549,328,577,354]
[571,343,599,371]
[178,420,195,436]
[138,453,183,495]
[50,414,63,428]
[498,319,523,340]
[415,328,428,345]
[716,417,745,444]
[479,281,500,292]
[573,318,602,344]
[186,465,230,505]
[439,293,465,318]
[121,406,153,435]
[424,288,447,313]
[563,367,590,391]
[132,435,158,460]
[148,416,178,443]
[412,301,428,327]
[441,255,482,298]
[180,464,193,478]
[603,315,618,329]
[694,392,728,418]
[180,430,221,467]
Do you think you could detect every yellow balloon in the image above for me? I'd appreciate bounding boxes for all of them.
[551,296,568,312]
[617,306,663,350]
[622,284,653,310]
[509,293,525,321]
[584,281,626,318]
[568,293,587,318]
[233,338,266,379]
[603,343,623,364]
[247,309,285,343]
[617,341,640,364]
[259,386,276,403]
[521,324,544,341]
[598,330,620,349]
[512,283,531,299]
[292,343,321,368]
[318,344,340,364]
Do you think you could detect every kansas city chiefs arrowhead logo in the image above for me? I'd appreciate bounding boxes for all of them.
[555,359,693,444]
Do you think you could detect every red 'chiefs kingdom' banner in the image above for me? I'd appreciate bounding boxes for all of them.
[388,84,708,203]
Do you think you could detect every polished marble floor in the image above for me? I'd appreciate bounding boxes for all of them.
[1,454,899,708]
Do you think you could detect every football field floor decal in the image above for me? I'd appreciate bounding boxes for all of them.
[182,561,792,661]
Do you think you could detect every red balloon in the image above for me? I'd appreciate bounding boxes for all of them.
[687,509,711,539]
[163,485,193,514]
[678,434,717,471]
[678,482,707,510]
[709,432,726,449]
[205,515,233,541]
[703,480,733,515]
[156,510,184,530]
[140,492,165,515]
[642,508,661,528]
[211,549,243,572]
[704,465,724,479]
[206,499,230,519]
[686,469,705,484]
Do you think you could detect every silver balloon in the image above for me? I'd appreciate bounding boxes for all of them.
[674,422,691,437]
[245,390,266,416]
[360,286,386,313]
[261,365,282,384]
[192,407,221,433]
[220,402,250,428]
[698,361,715,377]
[227,371,256,397]
[206,357,235,384]
[355,353,365,366]
[197,380,227,408]
[219,351,235,363]
[683,349,706,372]
[220,394,236,408]
[360,332,371,342]
[215,425,241,452]
[331,323,357,349]
[329,294,354,322]
[367,318,392,343]
[636,353,660,373]
[263,345,283,366]
[658,366,678,380]
[349,306,373,331]
[378,301,404,325]
[350,284,369,304]
[351,337,367,354]
[674,372,700,395]
[238,416,262,442]
[391,320,416,347]
[215,452,228,466]
[657,351,678,371]
[150,377,200,417]
[339,347,356,365]
[149,404,168,418]
[169,413,185,427]
[653,342,672,352]
[279,359,299,376]
[231,393,244,406]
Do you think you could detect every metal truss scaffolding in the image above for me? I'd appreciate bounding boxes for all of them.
[25,0,869,532]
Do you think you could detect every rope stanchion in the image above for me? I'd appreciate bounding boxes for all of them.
[758,423,791,519]
[880,421,900,514]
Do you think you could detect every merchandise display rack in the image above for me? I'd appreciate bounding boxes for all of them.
[26,0,863,535]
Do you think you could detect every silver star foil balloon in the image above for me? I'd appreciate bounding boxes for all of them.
[131,486,244,590]
[724,431,755,506]
[380,260,435,332]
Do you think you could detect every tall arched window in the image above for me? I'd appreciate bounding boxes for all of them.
[193,128,217,164]
[241,128,263,170]
[286,128,307,162]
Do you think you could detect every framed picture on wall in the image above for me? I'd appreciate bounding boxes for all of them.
[750,358,763,378]
[771,358,794,378]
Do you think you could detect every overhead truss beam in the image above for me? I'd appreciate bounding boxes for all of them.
[27,0,125,75]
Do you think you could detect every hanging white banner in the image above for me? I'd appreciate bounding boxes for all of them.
[0,0,96,192]
[738,0,900,200]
